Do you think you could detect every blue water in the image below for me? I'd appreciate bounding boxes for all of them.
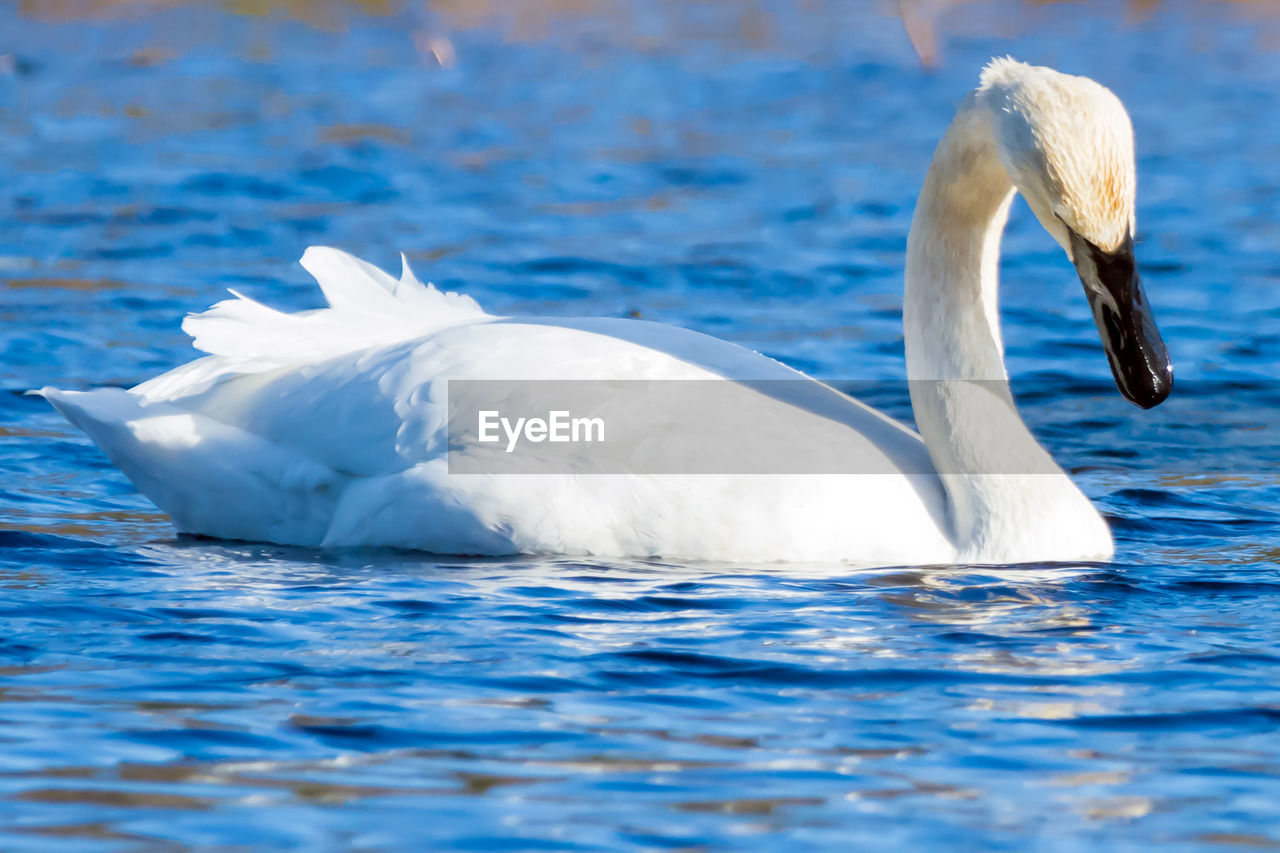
[3,1,1280,848]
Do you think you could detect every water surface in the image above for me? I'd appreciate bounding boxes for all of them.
[3,1,1280,848]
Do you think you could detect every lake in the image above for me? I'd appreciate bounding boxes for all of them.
[2,0,1280,848]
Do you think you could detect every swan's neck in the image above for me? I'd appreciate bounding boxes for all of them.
[904,100,1014,387]
[903,97,1104,560]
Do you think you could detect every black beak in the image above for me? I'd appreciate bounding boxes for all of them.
[1069,229,1172,409]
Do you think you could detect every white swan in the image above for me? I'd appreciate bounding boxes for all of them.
[41,59,1171,565]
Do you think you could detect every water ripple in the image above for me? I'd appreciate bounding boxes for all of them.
[2,0,1280,849]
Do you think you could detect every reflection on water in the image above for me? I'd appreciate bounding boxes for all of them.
[3,0,1280,848]
[1,536,1277,848]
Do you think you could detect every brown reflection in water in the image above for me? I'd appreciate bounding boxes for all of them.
[2,751,559,811]
[18,0,397,24]
[0,426,65,438]
[870,568,1102,632]
[16,787,213,810]
[853,776,981,801]
[1198,832,1280,849]
[1,277,127,291]
[675,795,826,814]
[1076,794,1154,820]
[15,821,158,846]
[0,506,170,542]
[14,0,1280,67]
[584,724,761,751]
[903,0,1280,65]
[456,770,555,795]
[319,122,412,146]
[1052,770,1132,786]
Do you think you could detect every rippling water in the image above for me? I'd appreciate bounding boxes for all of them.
[3,1,1280,848]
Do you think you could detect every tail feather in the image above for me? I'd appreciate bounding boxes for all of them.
[38,386,341,543]
[180,246,488,368]
[300,245,402,315]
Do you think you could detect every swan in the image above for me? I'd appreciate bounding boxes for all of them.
[41,59,1171,565]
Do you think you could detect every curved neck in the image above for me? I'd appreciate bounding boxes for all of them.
[904,96,1014,386]
[903,96,1085,557]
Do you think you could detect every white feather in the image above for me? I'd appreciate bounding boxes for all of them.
[178,246,486,370]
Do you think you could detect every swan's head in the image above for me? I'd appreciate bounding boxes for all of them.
[978,58,1172,409]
